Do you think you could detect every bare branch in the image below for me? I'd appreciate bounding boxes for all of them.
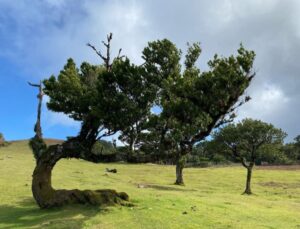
[87,33,125,71]
[102,40,109,48]
[28,81,44,140]
[28,81,41,88]
[96,129,116,140]
[86,43,107,61]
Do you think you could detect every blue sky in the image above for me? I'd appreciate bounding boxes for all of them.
[0,0,299,142]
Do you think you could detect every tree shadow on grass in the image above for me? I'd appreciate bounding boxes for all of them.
[137,183,197,192]
[0,198,105,229]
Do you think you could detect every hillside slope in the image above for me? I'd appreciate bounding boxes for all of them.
[0,141,299,228]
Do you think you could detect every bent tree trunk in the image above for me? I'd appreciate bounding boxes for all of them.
[32,142,129,208]
[243,163,254,195]
[175,155,186,185]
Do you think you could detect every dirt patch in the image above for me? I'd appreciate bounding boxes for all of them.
[257,165,300,170]
[259,181,300,189]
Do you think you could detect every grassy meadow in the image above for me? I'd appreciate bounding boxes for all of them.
[0,141,299,228]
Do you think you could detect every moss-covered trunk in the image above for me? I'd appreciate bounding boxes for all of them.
[31,144,129,209]
[32,159,55,208]
[29,80,129,209]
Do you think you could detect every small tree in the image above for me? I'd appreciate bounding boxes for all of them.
[0,132,5,146]
[142,40,256,185]
[213,119,287,194]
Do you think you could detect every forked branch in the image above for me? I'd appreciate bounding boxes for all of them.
[87,33,124,71]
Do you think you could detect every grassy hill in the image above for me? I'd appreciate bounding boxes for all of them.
[0,141,299,228]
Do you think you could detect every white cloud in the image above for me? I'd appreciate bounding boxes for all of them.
[1,0,300,141]
[43,111,80,129]
[239,84,289,118]
[41,96,80,128]
[236,83,290,136]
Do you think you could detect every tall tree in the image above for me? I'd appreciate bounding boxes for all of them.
[142,40,255,185]
[29,33,156,208]
[213,119,286,194]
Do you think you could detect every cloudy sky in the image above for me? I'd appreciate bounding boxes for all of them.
[0,0,299,142]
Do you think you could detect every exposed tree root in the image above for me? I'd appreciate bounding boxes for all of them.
[35,188,129,209]
[31,143,130,209]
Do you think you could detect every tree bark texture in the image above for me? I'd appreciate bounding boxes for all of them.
[174,154,186,185]
[32,142,129,209]
[243,165,253,195]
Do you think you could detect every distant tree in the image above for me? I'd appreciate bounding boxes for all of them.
[294,135,300,150]
[91,140,117,162]
[194,139,289,166]
[213,119,286,194]
[282,135,300,162]
[0,132,5,146]
[142,40,255,185]
[255,143,290,165]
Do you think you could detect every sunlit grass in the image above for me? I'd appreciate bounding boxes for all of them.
[0,141,299,228]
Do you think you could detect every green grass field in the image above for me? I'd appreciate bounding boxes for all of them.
[0,141,299,229]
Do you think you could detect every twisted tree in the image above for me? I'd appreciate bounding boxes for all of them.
[29,33,158,208]
[142,40,256,185]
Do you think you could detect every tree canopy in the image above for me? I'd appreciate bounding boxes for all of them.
[29,33,256,208]
[140,40,255,184]
[212,118,287,194]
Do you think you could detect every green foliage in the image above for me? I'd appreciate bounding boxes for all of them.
[0,132,9,147]
[142,39,181,85]
[256,144,291,165]
[141,41,255,166]
[213,119,287,164]
[184,42,201,69]
[29,136,47,161]
[211,154,228,165]
[44,59,102,121]
[294,135,300,147]
[0,133,4,146]
[99,58,158,149]
[43,37,256,167]
[44,54,159,149]
[282,135,300,162]
[91,140,117,162]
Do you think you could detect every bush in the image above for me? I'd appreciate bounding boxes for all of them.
[0,133,8,147]
[211,154,229,165]
[91,140,117,162]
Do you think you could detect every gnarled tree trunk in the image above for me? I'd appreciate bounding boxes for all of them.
[29,34,130,208]
[32,142,129,209]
